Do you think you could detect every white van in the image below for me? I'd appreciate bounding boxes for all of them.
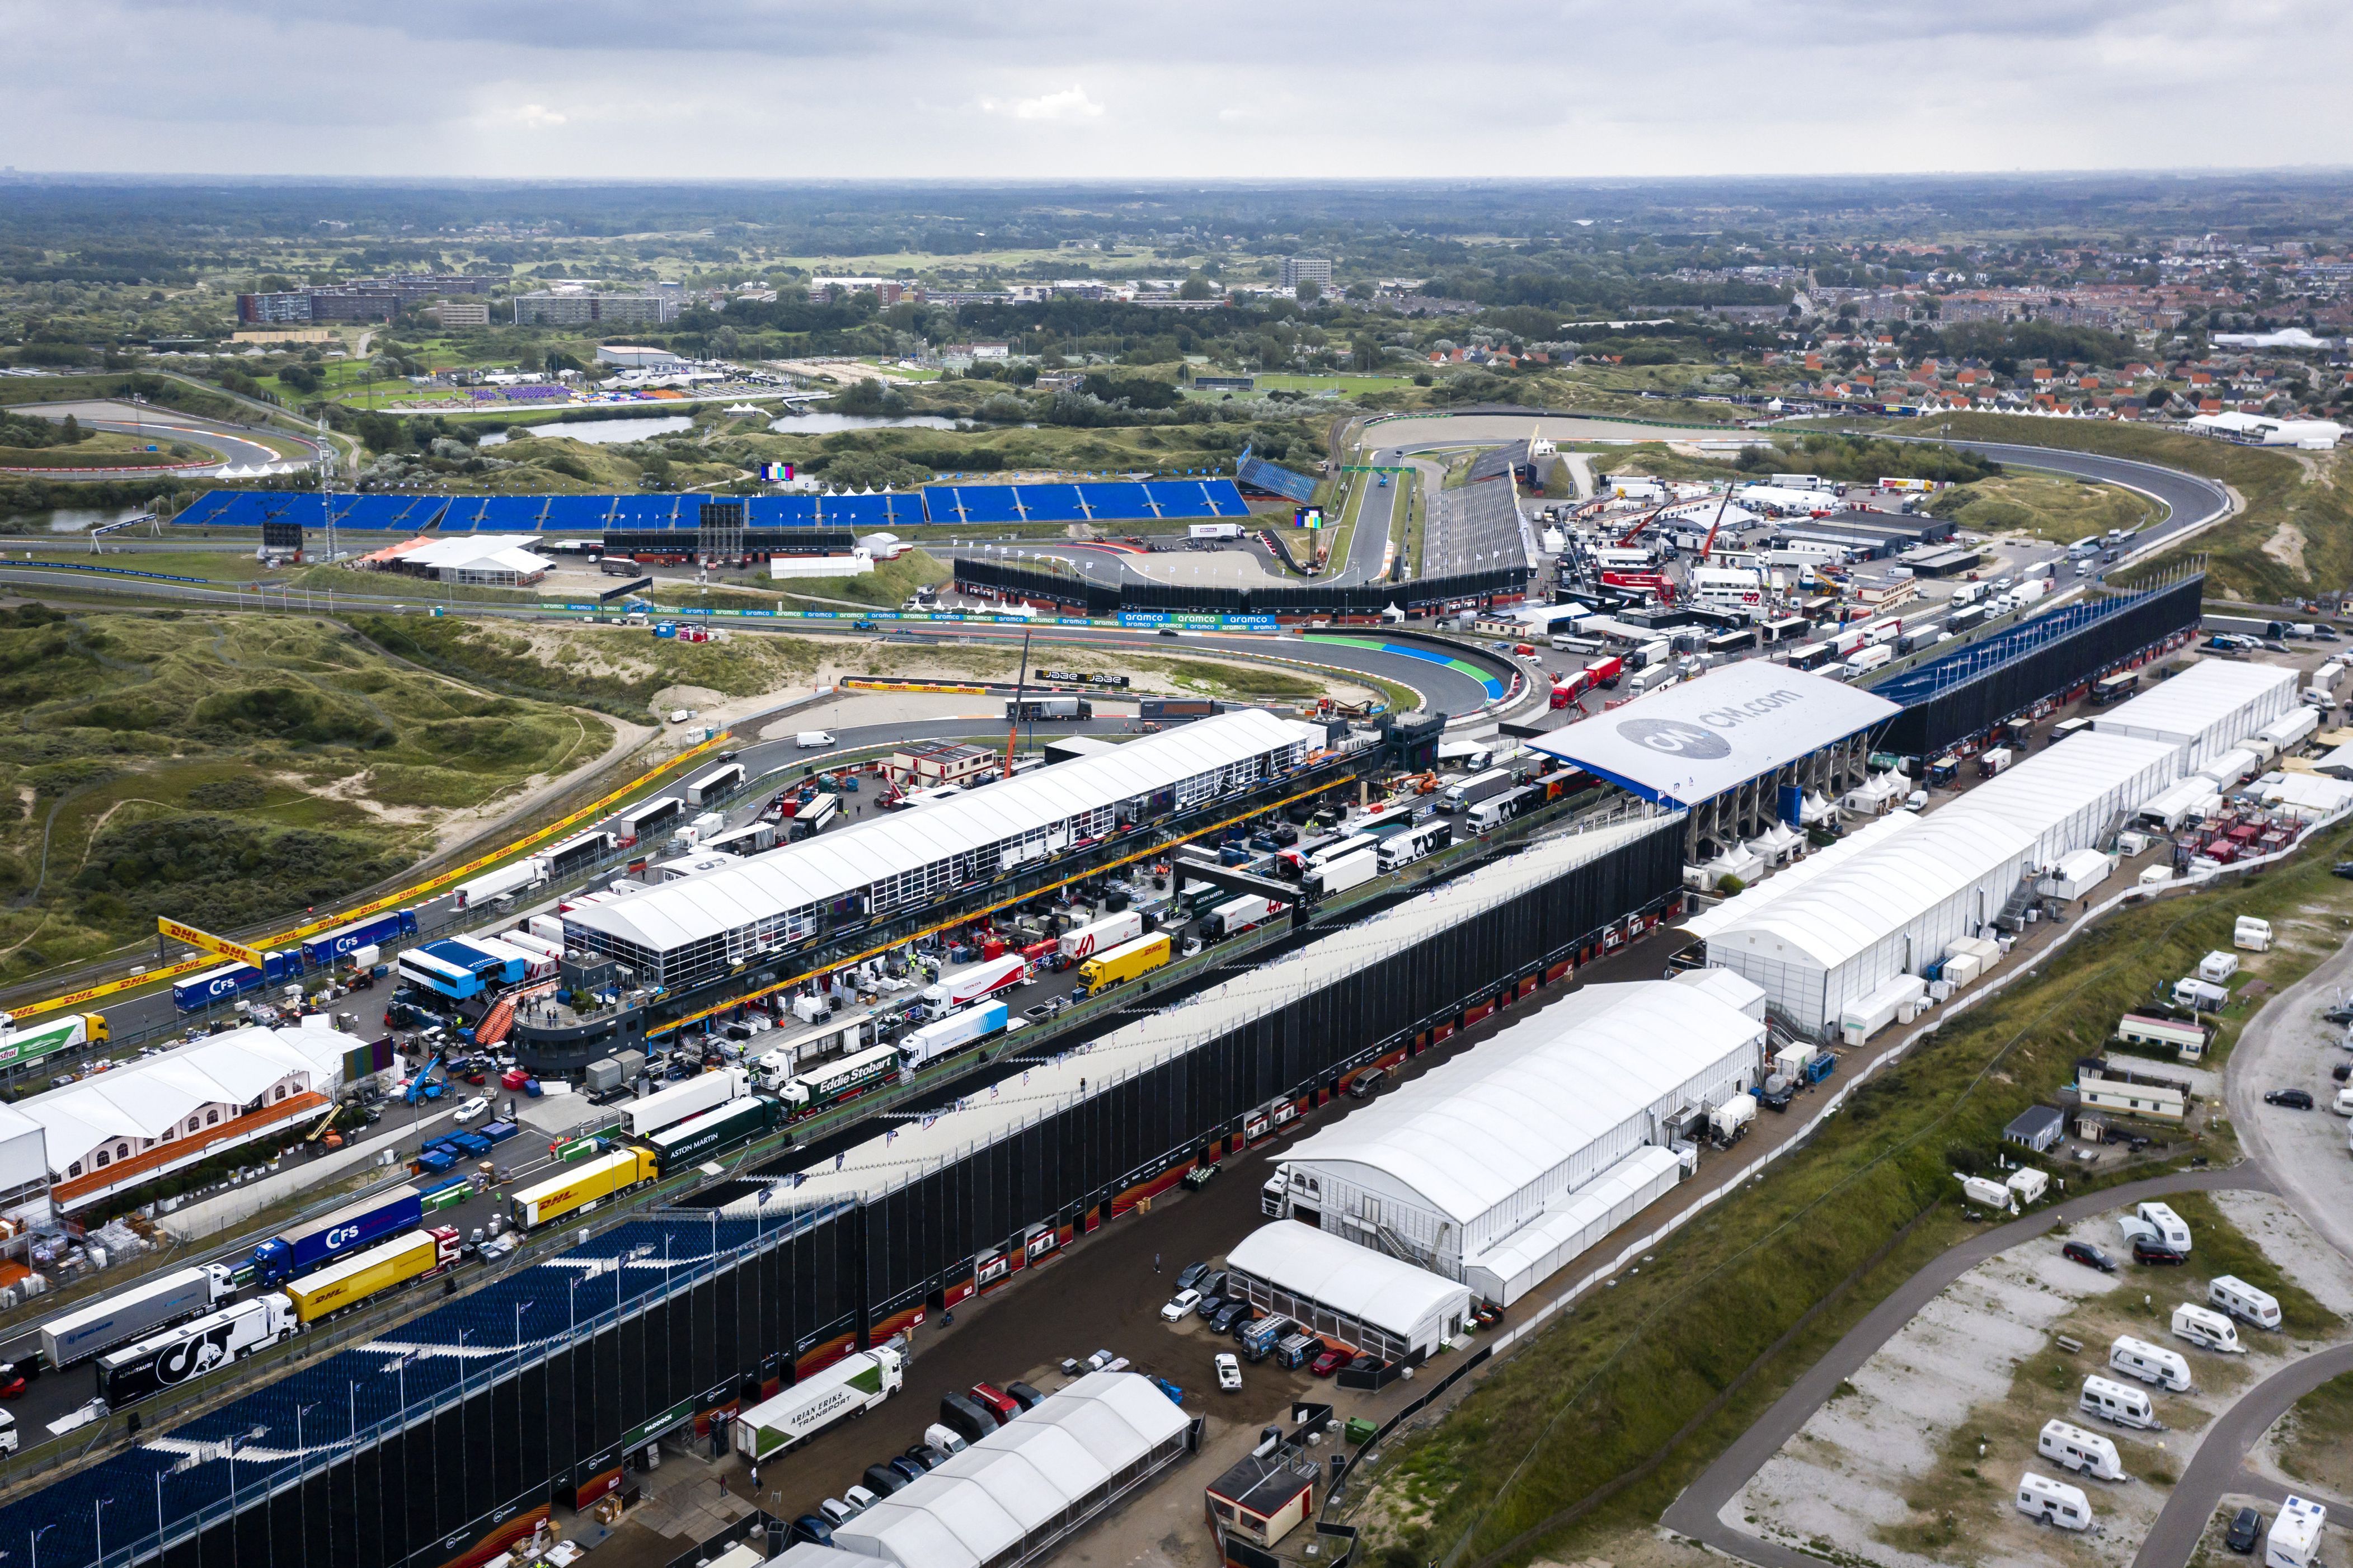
[795,731,837,749]
[2110,1334,2194,1392]
[2016,1471,2093,1531]
[2080,1374,2157,1429]
[2136,1201,2193,1253]
[2210,1275,2282,1330]
[2172,1302,2244,1354]
[2037,1419,2125,1482]
[922,1422,969,1456]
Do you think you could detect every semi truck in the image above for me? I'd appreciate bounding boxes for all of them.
[454,859,549,910]
[734,1347,905,1459]
[0,1010,111,1068]
[96,1293,299,1409]
[1203,897,1286,941]
[172,953,301,1012]
[643,1094,782,1171]
[1377,820,1453,872]
[39,1263,237,1369]
[778,1043,901,1117]
[1058,911,1144,961]
[896,1000,1011,1071]
[510,1148,660,1230]
[622,1067,750,1139]
[1076,932,1174,995]
[684,761,745,807]
[249,1184,425,1285]
[1304,848,1379,898]
[283,1227,461,1323]
[298,908,419,968]
[1006,695,1092,722]
[923,955,1027,1011]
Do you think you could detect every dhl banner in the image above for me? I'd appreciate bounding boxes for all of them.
[840,680,987,695]
[10,732,735,1022]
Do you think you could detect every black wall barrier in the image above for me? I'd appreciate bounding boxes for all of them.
[951,557,1531,619]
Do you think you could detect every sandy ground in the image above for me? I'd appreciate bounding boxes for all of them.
[1122,550,1287,587]
[1729,1195,2353,1568]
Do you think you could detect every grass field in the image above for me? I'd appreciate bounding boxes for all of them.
[2274,1369,2353,1499]
[1928,471,2157,544]
[1850,413,2350,604]
[1580,441,1748,483]
[1360,822,2353,1568]
[349,614,823,721]
[0,606,610,984]
[0,430,202,468]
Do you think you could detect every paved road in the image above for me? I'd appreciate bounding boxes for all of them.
[2131,1343,2353,1568]
[1884,435,2235,555]
[1656,1167,2276,1568]
[1328,450,1401,586]
[11,400,313,475]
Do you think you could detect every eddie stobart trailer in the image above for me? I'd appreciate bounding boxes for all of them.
[734,1346,905,1459]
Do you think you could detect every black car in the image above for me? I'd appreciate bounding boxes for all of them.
[1196,1269,1229,1302]
[2266,1088,2316,1109]
[1210,1300,1253,1335]
[2225,1506,2262,1554]
[861,1463,911,1497]
[2134,1238,2188,1266]
[1345,1354,1382,1376]
[2335,1061,2351,1084]
[2334,861,2353,880]
[903,1443,949,1471]
[2061,1241,2116,1273]
[1004,1380,1046,1412]
[886,1455,928,1486]
[1176,1261,1210,1292]
[788,1515,836,1547]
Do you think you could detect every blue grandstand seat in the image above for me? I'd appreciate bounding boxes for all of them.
[1011,486,1088,522]
[609,495,684,530]
[541,495,615,532]
[1143,483,1218,520]
[436,497,491,532]
[1075,482,1155,521]
[941,486,1025,523]
[879,493,927,527]
[1200,480,1251,517]
[170,491,245,528]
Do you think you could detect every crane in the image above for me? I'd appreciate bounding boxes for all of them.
[1696,488,1735,563]
[1614,506,1665,547]
[1001,624,1035,780]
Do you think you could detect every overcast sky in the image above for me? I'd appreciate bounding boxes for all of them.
[6,0,2350,181]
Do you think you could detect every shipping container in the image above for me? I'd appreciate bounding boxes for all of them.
[1078,932,1175,992]
[644,1094,782,1171]
[96,1293,297,1409]
[509,1148,658,1230]
[39,1264,236,1369]
[736,1347,905,1459]
[250,1184,425,1284]
[282,1228,460,1322]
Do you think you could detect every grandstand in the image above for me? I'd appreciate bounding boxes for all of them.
[1235,446,1319,504]
[167,481,1249,535]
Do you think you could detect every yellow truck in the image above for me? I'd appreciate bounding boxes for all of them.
[283,1226,459,1324]
[1076,931,1173,997]
[510,1146,658,1230]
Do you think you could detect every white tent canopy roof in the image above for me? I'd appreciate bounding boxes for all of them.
[20,1025,343,1168]
[1279,981,1764,1227]
[1223,1222,1469,1341]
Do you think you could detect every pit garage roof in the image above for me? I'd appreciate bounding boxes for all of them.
[1280,981,1764,1228]
[1530,661,1899,809]
[725,810,1670,1211]
[1224,1222,1470,1345]
[567,708,1314,954]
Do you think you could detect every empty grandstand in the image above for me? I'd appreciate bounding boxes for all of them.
[1236,445,1320,503]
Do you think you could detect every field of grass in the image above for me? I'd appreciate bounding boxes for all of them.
[1928,471,2157,544]
[2274,1370,2353,1499]
[0,605,610,983]
[1359,822,2353,1568]
[1248,373,1419,397]
[0,430,204,468]
[1851,413,2351,604]
[1581,441,1747,483]
[349,614,823,720]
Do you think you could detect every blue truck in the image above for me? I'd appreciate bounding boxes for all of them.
[248,1184,424,1285]
[300,908,419,969]
[170,950,302,1012]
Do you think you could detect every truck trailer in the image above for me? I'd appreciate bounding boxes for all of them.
[1076,933,1173,995]
[734,1347,905,1459]
[898,1000,1012,1071]
[282,1227,461,1324]
[643,1094,782,1171]
[510,1148,659,1230]
[0,1010,112,1068]
[96,1293,298,1409]
[39,1263,236,1369]
[250,1184,425,1285]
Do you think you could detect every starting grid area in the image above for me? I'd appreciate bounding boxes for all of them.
[171,478,1256,534]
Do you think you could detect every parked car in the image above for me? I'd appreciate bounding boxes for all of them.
[861,1464,910,1497]
[1347,1067,1389,1099]
[451,1095,490,1124]
[818,1499,856,1527]
[2133,1239,2188,1266]
[1176,1261,1210,1292]
[1215,1352,1243,1391]
[1345,1354,1382,1376]
[2061,1241,2116,1273]
[842,1485,879,1514]
[1004,1380,1045,1411]
[1210,1301,1253,1334]
[2225,1506,2262,1553]
[1309,1346,1349,1377]
[903,1443,948,1471]
[970,1382,1021,1421]
[787,1516,835,1547]
[1161,1289,1204,1322]
[2265,1088,2316,1109]
[1196,1269,1228,1302]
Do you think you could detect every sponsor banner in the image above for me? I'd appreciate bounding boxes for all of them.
[1117,611,1281,633]
[156,918,266,970]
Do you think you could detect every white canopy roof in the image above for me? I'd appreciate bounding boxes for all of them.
[2093,660,2297,748]
[833,1372,1185,1568]
[1280,981,1764,1227]
[21,1025,343,1167]
[1680,810,1920,943]
[400,533,552,574]
[1531,661,1899,808]
[1224,1222,1471,1340]
[569,708,1313,954]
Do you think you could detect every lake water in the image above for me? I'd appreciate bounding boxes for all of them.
[478,410,960,448]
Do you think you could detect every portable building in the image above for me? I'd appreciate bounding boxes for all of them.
[2198,746,2262,789]
[2039,849,2115,902]
[1222,1223,1471,1362]
[2135,776,2221,832]
[1278,981,1760,1301]
[2091,659,2299,773]
[2258,706,2320,756]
